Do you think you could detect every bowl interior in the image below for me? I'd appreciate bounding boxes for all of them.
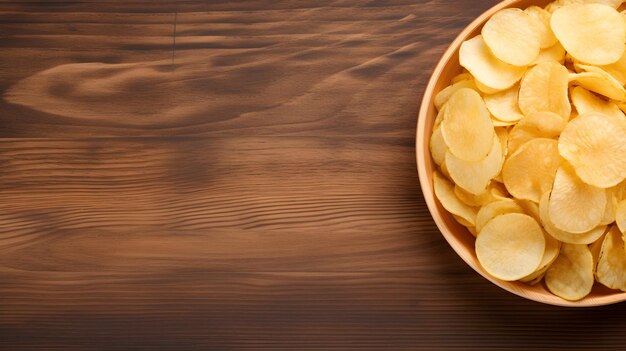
[416,0,626,306]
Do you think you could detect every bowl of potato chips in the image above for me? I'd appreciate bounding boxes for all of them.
[417,0,626,306]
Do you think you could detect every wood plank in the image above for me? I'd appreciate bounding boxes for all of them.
[2,270,626,350]
[0,137,426,273]
[0,0,495,138]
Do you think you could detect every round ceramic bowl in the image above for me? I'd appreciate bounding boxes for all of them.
[416,0,626,307]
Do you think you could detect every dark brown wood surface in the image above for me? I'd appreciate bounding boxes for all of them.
[1,1,625,350]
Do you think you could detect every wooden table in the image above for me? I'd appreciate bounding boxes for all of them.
[1,1,625,350]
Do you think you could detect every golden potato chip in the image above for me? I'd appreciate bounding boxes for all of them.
[482,8,541,66]
[491,118,517,127]
[495,127,509,158]
[440,158,450,178]
[590,231,607,269]
[475,198,524,233]
[533,42,566,65]
[459,35,527,91]
[441,88,495,162]
[614,180,626,202]
[570,64,626,101]
[548,0,624,9]
[618,102,626,115]
[434,79,478,110]
[476,213,545,281]
[484,85,524,123]
[545,243,594,301]
[551,4,626,65]
[570,86,624,120]
[517,199,541,223]
[430,127,447,166]
[451,72,472,84]
[445,135,503,195]
[494,174,504,185]
[595,226,626,291]
[616,200,626,234]
[519,61,571,119]
[597,0,624,8]
[433,104,445,129]
[507,111,565,154]
[599,51,626,85]
[525,6,558,49]
[433,171,478,226]
[549,164,607,233]
[558,113,626,188]
[540,192,607,244]
[520,232,561,284]
[520,270,547,285]
[473,79,502,95]
[502,138,560,203]
[600,187,618,225]
[453,215,474,228]
[454,183,504,207]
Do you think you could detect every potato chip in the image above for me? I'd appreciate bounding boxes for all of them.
[520,232,561,284]
[441,88,495,162]
[495,127,509,158]
[476,213,545,281]
[518,199,541,223]
[430,127,447,166]
[453,215,474,228]
[473,79,502,95]
[614,180,626,202]
[482,8,541,66]
[440,159,450,179]
[520,271,547,285]
[493,173,503,184]
[484,85,524,123]
[601,187,618,225]
[433,171,478,226]
[595,226,626,291]
[599,50,626,85]
[545,243,594,301]
[519,61,571,119]
[590,232,607,269]
[445,135,503,195]
[475,198,524,233]
[616,200,626,234]
[434,79,478,110]
[451,72,472,84]
[533,42,566,65]
[539,192,607,244]
[525,6,558,49]
[558,113,626,188]
[507,111,565,154]
[454,183,504,207]
[502,138,560,203]
[548,0,624,9]
[570,86,625,120]
[433,104,445,129]
[551,4,626,65]
[549,164,607,233]
[459,35,527,91]
[570,64,626,101]
[491,118,517,127]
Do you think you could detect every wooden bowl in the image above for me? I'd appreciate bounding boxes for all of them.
[416,0,626,307]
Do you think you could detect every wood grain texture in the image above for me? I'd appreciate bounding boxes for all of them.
[1,1,626,350]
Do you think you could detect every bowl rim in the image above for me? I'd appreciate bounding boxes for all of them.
[415,0,626,307]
